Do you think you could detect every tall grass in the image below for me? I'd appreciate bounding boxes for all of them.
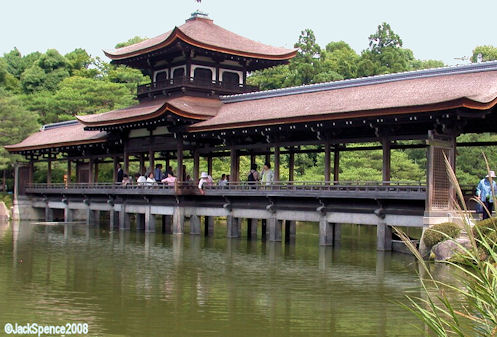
[397,153,497,336]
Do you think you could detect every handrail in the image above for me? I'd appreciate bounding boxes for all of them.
[25,180,427,194]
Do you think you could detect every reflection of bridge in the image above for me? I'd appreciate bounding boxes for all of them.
[22,180,427,251]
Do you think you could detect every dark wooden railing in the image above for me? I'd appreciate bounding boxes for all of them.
[26,181,427,200]
[137,77,259,95]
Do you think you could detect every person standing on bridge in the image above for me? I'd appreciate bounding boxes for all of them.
[116,163,123,183]
[261,163,274,186]
[477,171,497,220]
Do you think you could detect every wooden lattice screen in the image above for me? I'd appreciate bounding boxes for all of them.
[431,147,451,210]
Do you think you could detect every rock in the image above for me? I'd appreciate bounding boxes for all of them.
[432,237,472,261]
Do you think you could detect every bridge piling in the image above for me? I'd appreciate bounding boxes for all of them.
[204,216,214,237]
[226,216,241,238]
[119,209,130,230]
[268,217,282,242]
[190,215,201,235]
[45,206,53,222]
[247,219,257,240]
[284,220,296,243]
[172,207,184,234]
[109,210,119,230]
[64,205,72,223]
[162,215,172,234]
[376,223,392,251]
[319,217,334,246]
[145,208,155,232]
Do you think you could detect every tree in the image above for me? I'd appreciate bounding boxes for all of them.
[0,89,39,170]
[289,29,323,85]
[368,22,403,54]
[115,36,148,49]
[471,45,497,63]
[20,65,46,93]
[65,48,92,74]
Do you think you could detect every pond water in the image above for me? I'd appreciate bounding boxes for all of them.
[0,220,443,336]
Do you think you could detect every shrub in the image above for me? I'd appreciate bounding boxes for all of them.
[473,217,497,239]
[422,222,461,247]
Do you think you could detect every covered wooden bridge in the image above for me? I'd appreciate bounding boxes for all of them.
[6,12,497,250]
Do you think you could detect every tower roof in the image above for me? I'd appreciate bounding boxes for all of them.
[104,15,297,62]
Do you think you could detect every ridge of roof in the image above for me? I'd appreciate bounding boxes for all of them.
[41,119,80,131]
[221,61,497,104]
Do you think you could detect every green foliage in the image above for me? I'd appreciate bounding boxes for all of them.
[473,217,497,240]
[20,65,46,93]
[0,89,39,169]
[471,45,497,63]
[422,222,461,247]
[115,36,148,49]
[65,48,92,74]
[0,193,12,209]
[368,22,403,54]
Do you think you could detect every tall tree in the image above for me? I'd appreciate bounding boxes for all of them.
[115,36,148,49]
[471,45,497,63]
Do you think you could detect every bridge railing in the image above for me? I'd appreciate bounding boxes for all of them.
[26,180,427,195]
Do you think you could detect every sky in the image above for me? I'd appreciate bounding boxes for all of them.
[2,0,497,65]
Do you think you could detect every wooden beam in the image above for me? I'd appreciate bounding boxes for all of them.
[193,150,200,182]
[230,148,239,182]
[94,161,99,183]
[289,149,295,182]
[333,149,340,183]
[67,160,72,184]
[177,140,184,182]
[89,158,94,183]
[47,159,52,184]
[113,156,118,182]
[207,156,213,176]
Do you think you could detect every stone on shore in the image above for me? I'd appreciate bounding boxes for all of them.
[432,237,472,261]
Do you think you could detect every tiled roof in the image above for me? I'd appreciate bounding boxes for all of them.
[5,120,106,152]
[76,96,222,126]
[189,62,497,132]
[104,16,297,61]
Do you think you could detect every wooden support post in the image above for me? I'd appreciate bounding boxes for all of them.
[274,147,280,182]
[265,153,271,166]
[112,157,118,182]
[123,151,129,177]
[86,206,96,226]
[145,208,155,232]
[230,148,239,182]
[149,149,155,174]
[193,150,200,183]
[333,148,340,183]
[382,138,391,184]
[207,156,213,176]
[250,154,256,168]
[268,217,282,242]
[377,223,392,251]
[88,159,94,183]
[173,206,184,234]
[67,160,71,184]
[319,217,334,246]
[47,159,52,184]
[177,140,184,182]
[227,216,240,238]
[324,143,331,183]
[204,216,214,237]
[289,150,295,182]
[247,218,257,240]
[261,219,267,241]
[94,161,99,183]
[334,223,341,241]
[190,214,201,235]
[139,154,145,175]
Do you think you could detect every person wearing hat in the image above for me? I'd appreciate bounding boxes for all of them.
[477,171,497,220]
[198,172,209,195]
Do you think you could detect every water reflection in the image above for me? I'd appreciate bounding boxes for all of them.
[0,221,444,336]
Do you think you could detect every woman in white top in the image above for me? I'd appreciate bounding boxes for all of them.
[198,172,209,195]
[261,163,274,186]
[146,172,157,186]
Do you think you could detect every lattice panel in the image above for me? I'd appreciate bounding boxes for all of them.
[432,147,451,209]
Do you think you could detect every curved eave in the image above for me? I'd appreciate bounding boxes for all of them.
[5,138,107,153]
[104,27,297,62]
[76,103,211,128]
[188,97,497,133]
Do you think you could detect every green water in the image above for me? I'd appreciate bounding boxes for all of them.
[0,221,433,336]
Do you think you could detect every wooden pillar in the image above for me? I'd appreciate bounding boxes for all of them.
[94,161,99,183]
[289,149,295,182]
[247,219,257,240]
[265,152,271,166]
[230,148,239,182]
[109,210,119,230]
[324,143,331,182]
[139,154,145,175]
[382,138,391,184]
[47,159,52,184]
[250,154,256,167]
[145,208,155,232]
[112,157,118,182]
[88,159,94,183]
[274,147,280,182]
[204,216,214,237]
[177,140,184,182]
[149,149,155,174]
[123,152,129,177]
[162,215,172,234]
[227,216,241,238]
[284,220,296,243]
[193,150,200,182]
[207,156,213,176]
[165,156,170,174]
[119,206,130,230]
[333,148,340,183]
